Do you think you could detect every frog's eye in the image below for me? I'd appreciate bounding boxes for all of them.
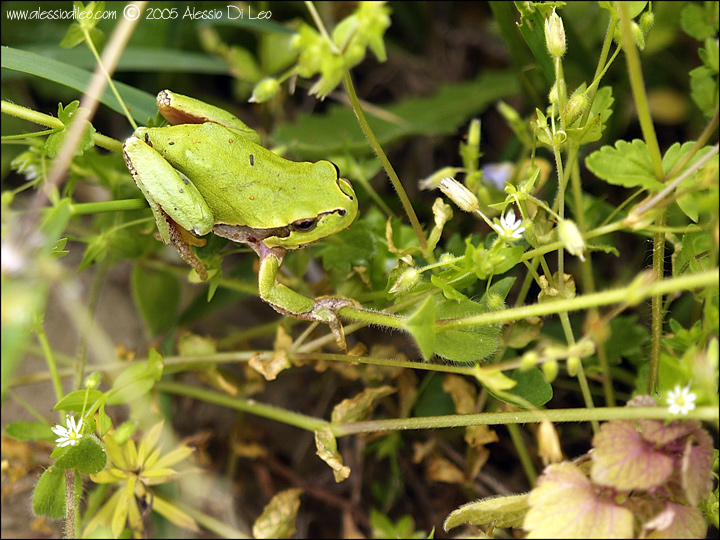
[291,217,318,233]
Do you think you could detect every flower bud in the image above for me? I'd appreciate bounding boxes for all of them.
[466,118,481,152]
[497,100,521,125]
[558,219,586,261]
[566,356,580,377]
[639,11,655,35]
[439,252,455,266]
[632,21,645,50]
[537,419,563,465]
[389,267,421,294]
[562,91,589,126]
[419,167,461,191]
[249,77,280,103]
[544,9,566,58]
[521,351,539,371]
[486,293,505,311]
[439,177,479,213]
[542,359,559,382]
[85,372,101,389]
[548,82,559,107]
[535,108,548,130]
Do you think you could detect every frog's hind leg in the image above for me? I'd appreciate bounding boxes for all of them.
[158,209,209,281]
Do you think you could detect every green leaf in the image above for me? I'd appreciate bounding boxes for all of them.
[4,421,57,442]
[690,65,719,118]
[53,435,107,474]
[675,226,712,275]
[434,298,500,363]
[444,493,529,531]
[404,296,436,360]
[32,466,67,519]
[53,390,105,413]
[106,354,164,405]
[431,274,469,302]
[40,199,73,251]
[585,139,663,190]
[1,47,158,122]
[485,368,553,408]
[44,101,96,158]
[131,265,181,335]
[272,72,519,159]
[316,220,378,273]
[680,3,719,40]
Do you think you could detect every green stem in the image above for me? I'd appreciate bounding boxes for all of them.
[342,71,429,254]
[333,405,718,437]
[157,380,330,433]
[507,423,537,486]
[436,269,718,331]
[1,100,122,153]
[36,324,65,421]
[155,384,718,438]
[619,3,667,393]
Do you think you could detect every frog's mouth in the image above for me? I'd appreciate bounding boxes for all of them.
[213,223,291,256]
[212,209,347,255]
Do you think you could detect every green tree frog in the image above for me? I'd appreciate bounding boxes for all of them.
[123,90,358,348]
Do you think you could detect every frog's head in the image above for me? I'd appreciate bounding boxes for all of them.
[265,162,358,251]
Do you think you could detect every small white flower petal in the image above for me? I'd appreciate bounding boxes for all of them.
[51,415,83,447]
[665,384,697,416]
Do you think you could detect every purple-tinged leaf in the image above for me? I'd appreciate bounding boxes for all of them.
[591,420,673,491]
[524,462,634,539]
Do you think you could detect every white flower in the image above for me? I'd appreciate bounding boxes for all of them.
[665,384,697,416]
[51,415,84,448]
[493,209,525,240]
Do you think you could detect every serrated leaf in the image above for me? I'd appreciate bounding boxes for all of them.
[317,220,378,272]
[331,385,396,424]
[40,199,73,250]
[585,139,663,190]
[252,488,303,539]
[444,493,529,531]
[45,102,96,157]
[644,502,708,538]
[591,419,673,490]
[680,4,718,40]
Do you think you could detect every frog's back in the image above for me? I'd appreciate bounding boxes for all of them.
[147,123,345,229]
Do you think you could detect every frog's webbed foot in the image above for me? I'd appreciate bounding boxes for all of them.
[271,296,357,351]
[308,296,360,351]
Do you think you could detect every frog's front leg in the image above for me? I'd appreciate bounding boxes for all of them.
[257,251,354,351]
